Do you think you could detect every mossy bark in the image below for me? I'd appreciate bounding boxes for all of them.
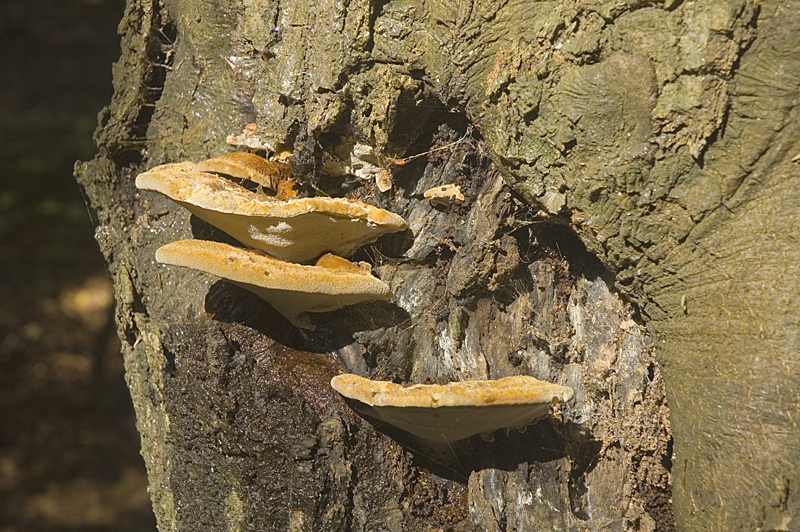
[76,0,799,530]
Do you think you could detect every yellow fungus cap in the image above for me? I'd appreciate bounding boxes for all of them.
[331,374,573,443]
[136,161,407,263]
[156,239,391,329]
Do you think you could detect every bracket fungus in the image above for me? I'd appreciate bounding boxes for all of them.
[136,161,407,263]
[156,239,392,328]
[424,184,464,206]
[331,373,574,444]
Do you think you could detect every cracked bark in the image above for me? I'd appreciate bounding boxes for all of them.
[76,0,799,530]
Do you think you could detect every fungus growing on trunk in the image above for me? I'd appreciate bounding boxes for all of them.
[155,239,392,329]
[424,184,464,206]
[136,162,407,263]
[331,373,573,444]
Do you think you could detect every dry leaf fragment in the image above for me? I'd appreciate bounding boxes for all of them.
[197,152,292,190]
[376,169,393,192]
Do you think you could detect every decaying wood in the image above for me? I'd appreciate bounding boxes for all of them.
[76,0,800,530]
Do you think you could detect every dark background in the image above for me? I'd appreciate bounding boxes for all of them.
[0,0,157,530]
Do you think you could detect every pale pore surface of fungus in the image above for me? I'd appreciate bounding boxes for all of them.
[424,184,465,206]
[331,373,574,443]
[156,239,392,328]
[136,162,407,263]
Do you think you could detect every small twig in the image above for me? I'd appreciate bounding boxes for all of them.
[387,130,473,166]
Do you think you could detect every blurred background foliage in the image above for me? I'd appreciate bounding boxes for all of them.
[0,0,157,530]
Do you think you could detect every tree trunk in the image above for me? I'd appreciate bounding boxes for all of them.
[75,0,799,530]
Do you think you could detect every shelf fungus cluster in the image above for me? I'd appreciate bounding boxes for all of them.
[139,152,572,448]
[331,374,574,444]
[136,152,407,328]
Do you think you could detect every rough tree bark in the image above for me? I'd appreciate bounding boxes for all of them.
[75,0,799,530]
